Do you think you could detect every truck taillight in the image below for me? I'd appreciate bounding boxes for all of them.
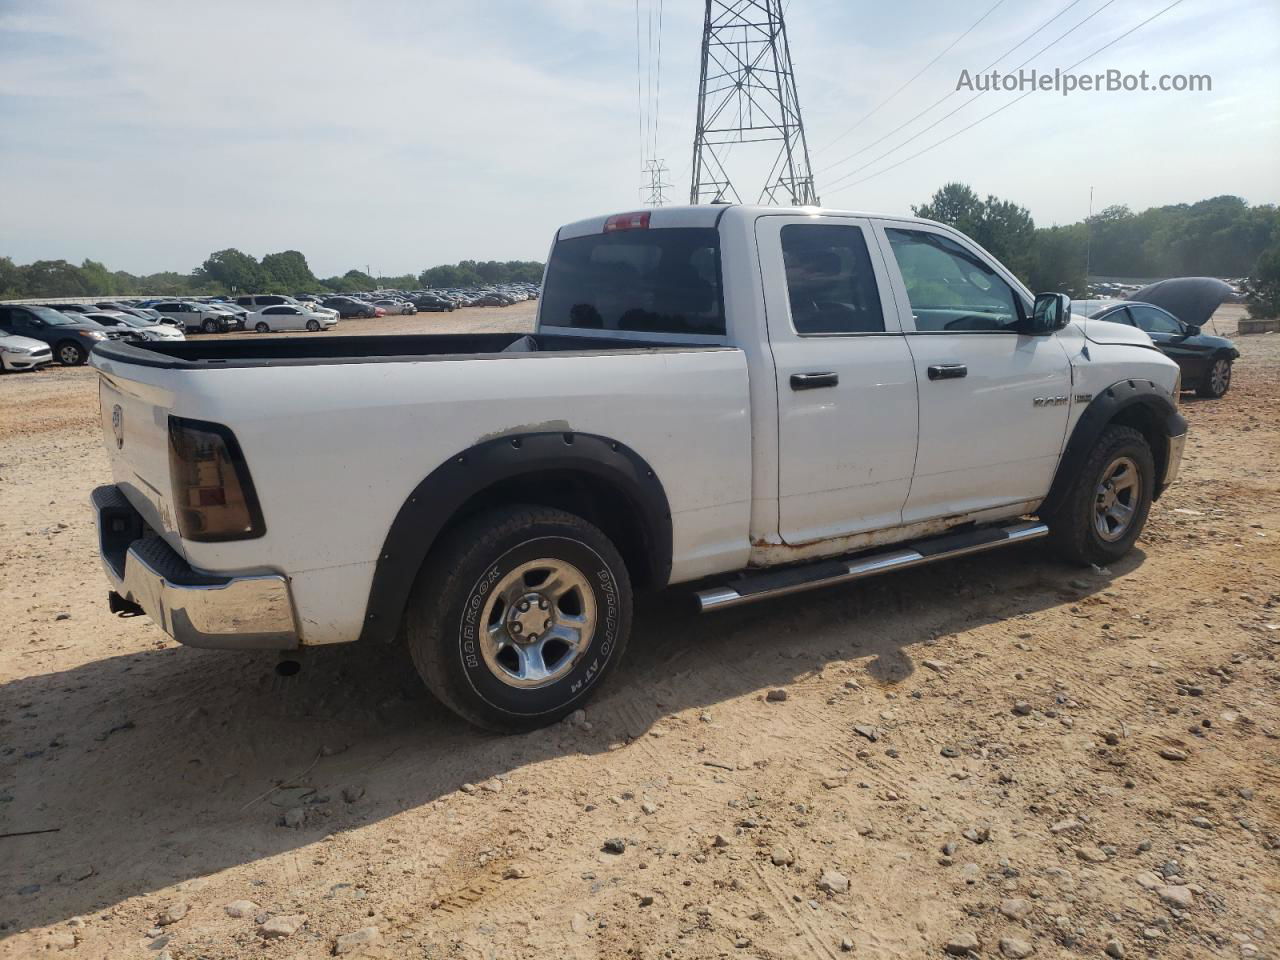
[604,211,651,232]
[168,416,265,541]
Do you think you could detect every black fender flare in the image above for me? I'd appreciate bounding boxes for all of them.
[358,432,672,644]
[1039,378,1186,518]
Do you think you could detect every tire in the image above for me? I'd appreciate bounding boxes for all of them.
[255,321,270,333]
[202,318,220,334]
[405,505,633,732]
[56,341,86,366]
[305,319,321,332]
[1196,356,1232,399]
[1043,424,1155,566]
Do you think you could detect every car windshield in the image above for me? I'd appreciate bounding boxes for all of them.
[30,306,82,325]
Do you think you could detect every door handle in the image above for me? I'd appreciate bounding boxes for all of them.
[927,363,967,381]
[790,372,839,390]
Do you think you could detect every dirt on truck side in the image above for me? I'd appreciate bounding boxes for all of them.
[0,305,1277,960]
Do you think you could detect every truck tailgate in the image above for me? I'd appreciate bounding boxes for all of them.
[97,366,185,556]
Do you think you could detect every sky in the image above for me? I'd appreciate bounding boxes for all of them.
[1,0,1278,278]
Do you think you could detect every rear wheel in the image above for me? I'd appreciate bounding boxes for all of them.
[305,319,321,332]
[1044,425,1155,566]
[56,341,86,366]
[405,505,633,732]
[1197,357,1232,398]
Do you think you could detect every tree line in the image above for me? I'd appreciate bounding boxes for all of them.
[3,192,1278,317]
[0,248,545,300]
[912,184,1280,316]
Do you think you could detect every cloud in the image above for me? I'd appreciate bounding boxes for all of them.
[0,0,1277,275]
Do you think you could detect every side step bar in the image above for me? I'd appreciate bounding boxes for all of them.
[694,520,1049,613]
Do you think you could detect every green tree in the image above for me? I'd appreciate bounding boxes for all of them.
[1245,246,1280,319]
[261,250,318,292]
[0,256,23,298]
[913,182,985,235]
[1027,224,1088,297]
[914,183,1036,281]
[200,248,265,294]
[21,260,92,297]
[418,259,544,288]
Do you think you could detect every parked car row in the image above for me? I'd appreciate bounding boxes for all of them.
[0,303,175,369]
[279,283,542,320]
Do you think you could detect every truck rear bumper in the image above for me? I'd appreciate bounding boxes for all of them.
[92,485,299,650]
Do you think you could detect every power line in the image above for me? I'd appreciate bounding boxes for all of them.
[822,0,1122,192]
[824,0,1186,198]
[634,0,645,169]
[815,0,1089,175]
[653,0,665,161]
[817,0,1008,157]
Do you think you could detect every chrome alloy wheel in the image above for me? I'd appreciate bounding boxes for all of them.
[1209,358,1231,395]
[479,558,596,689]
[1094,456,1142,542]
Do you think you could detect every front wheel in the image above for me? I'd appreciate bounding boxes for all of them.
[1043,424,1155,566]
[1197,357,1232,398]
[305,319,321,332]
[405,505,633,732]
[56,341,86,366]
[202,318,220,334]
[255,321,270,333]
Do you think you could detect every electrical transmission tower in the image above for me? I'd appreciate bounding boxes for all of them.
[642,159,673,206]
[690,0,819,206]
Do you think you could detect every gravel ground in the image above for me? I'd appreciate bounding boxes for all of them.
[0,305,1276,960]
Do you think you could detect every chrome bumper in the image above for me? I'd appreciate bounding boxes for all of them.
[92,485,299,650]
[1164,430,1187,486]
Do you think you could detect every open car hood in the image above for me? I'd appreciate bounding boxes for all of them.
[1130,277,1235,328]
[1070,314,1157,348]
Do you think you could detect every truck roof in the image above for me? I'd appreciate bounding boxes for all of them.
[556,204,942,241]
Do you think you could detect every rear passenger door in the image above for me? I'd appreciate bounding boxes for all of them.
[874,221,1072,523]
[756,215,919,545]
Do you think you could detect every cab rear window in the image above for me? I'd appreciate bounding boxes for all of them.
[540,228,724,336]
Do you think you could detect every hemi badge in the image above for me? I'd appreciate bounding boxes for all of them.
[1074,393,1094,404]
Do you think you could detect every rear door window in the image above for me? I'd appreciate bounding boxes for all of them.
[781,224,885,334]
[540,227,724,336]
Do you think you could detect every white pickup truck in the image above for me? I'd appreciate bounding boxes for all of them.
[90,205,1187,730]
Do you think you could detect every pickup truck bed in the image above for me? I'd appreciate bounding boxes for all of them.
[92,330,754,655]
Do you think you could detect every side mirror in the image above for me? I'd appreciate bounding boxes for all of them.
[1028,292,1071,335]
[1185,324,1201,337]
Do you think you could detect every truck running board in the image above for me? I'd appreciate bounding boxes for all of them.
[694,520,1049,612]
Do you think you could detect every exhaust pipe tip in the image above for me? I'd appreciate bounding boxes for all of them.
[275,657,302,678]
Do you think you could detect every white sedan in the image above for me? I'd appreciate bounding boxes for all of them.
[82,312,186,343]
[0,332,53,372]
[250,305,339,333]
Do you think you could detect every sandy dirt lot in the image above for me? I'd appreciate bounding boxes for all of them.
[0,306,1276,960]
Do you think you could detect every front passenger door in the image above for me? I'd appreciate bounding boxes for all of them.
[1128,304,1206,378]
[875,222,1073,524]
